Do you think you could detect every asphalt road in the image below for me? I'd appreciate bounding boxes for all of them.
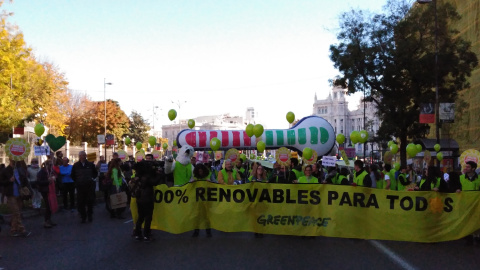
[0,204,479,270]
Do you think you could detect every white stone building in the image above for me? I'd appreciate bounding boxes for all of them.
[312,86,381,158]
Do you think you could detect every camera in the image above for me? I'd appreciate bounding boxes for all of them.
[133,160,165,177]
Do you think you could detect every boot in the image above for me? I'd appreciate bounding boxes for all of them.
[192,229,199,237]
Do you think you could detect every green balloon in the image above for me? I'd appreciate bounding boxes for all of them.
[173,140,177,146]
[436,152,443,161]
[188,119,195,129]
[253,124,264,138]
[390,144,398,155]
[257,141,266,152]
[394,162,400,171]
[240,153,247,161]
[415,144,422,153]
[406,143,417,157]
[286,111,295,124]
[148,136,156,147]
[34,123,45,137]
[350,131,360,144]
[125,137,131,145]
[210,138,221,151]
[434,143,441,152]
[136,142,142,150]
[359,130,369,143]
[245,124,254,137]
[162,143,168,149]
[336,134,346,144]
[168,109,177,121]
[388,140,395,147]
[303,147,313,160]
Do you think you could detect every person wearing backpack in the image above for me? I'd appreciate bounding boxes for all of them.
[132,160,161,242]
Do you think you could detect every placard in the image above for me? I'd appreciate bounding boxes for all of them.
[321,156,337,167]
[34,146,51,156]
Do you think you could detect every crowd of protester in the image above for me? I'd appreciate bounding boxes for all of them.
[1,151,479,245]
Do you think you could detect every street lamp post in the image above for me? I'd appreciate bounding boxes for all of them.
[104,78,112,158]
[417,0,440,163]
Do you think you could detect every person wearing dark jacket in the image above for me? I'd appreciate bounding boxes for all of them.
[268,165,293,183]
[0,158,31,237]
[415,166,440,191]
[132,160,161,241]
[71,151,98,223]
[37,159,58,228]
[352,160,372,187]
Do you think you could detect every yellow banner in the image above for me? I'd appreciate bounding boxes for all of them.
[130,181,480,242]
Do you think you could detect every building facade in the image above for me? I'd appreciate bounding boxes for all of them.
[312,86,381,158]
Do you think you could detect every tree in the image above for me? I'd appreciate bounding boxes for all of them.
[127,111,150,144]
[329,0,477,165]
[0,5,70,141]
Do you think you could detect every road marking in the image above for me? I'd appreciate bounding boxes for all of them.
[369,240,417,270]
[124,219,133,224]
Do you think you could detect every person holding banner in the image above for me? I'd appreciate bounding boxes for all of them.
[290,158,304,181]
[268,165,292,184]
[234,158,246,181]
[331,168,350,185]
[218,159,241,185]
[456,161,480,245]
[0,158,31,237]
[294,165,318,183]
[249,163,268,183]
[192,163,213,238]
[352,160,372,187]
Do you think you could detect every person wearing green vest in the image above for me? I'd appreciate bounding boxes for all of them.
[352,160,372,187]
[290,158,304,181]
[191,163,212,238]
[456,161,480,246]
[457,161,480,192]
[333,168,350,185]
[268,165,292,184]
[397,165,411,191]
[248,163,268,183]
[218,159,241,185]
[234,158,246,182]
[294,165,318,183]
[415,166,441,191]
[383,164,395,190]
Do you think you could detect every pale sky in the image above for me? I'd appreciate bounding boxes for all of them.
[5,0,387,131]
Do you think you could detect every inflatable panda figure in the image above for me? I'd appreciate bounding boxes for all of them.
[165,145,195,186]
